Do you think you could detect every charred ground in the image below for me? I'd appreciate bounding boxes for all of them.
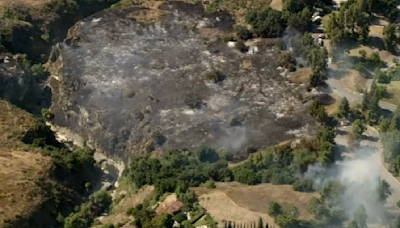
[48,2,316,160]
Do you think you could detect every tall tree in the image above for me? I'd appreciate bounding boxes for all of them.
[347,220,360,228]
[353,204,367,228]
[352,119,366,140]
[383,23,397,51]
[338,97,350,117]
[378,179,391,202]
[258,217,264,228]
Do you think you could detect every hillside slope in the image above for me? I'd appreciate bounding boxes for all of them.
[0,99,51,226]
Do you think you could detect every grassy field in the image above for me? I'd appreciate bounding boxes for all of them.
[382,81,400,105]
[193,182,319,227]
[0,99,51,224]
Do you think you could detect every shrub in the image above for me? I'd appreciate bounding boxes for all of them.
[278,52,296,71]
[41,108,54,121]
[31,63,49,82]
[218,147,233,161]
[205,70,226,83]
[229,115,241,126]
[184,93,204,109]
[268,201,282,218]
[197,145,219,163]
[292,179,314,192]
[235,25,253,40]
[173,212,188,223]
[207,180,216,189]
[235,40,248,52]
[152,130,166,145]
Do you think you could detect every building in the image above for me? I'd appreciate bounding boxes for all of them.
[155,200,184,216]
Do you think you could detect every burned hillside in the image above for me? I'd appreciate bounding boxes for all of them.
[48,2,316,160]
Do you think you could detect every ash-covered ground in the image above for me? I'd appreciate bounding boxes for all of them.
[49,2,316,159]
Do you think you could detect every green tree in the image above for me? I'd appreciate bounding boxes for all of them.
[150,213,174,228]
[173,212,187,223]
[338,97,350,117]
[383,23,398,51]
[369,52,381,67]
[245,8,286,38]
[197,145,219,163]
[353,204,367,228]
[275,205,299,228]
[378,179,391,202]
[41,108,54,121]
[347,220,359,228]
[101,224,115,228]
[285,7,312,32]
[63,212,89,228]
[218,147,233,161]
[379,117,391,132]
[352,119,366,140]
[235,25,253,40]
[309,100,328,123]
[268,201,282,217]
[391,216,400,228]
[292,179,314,192]
[257,217,264,228]
[320,180,345,206]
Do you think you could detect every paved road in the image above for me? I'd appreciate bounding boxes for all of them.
[326,77,397,111]
[329,78,400,214]
[364,127,400,210]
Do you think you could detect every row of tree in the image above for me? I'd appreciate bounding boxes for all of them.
[223,218,273,228]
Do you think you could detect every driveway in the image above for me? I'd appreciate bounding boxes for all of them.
[326,76,397,111]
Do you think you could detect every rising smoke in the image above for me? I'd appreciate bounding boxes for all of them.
[306,145,391,225]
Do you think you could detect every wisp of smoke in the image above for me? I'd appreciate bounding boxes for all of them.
[306,146,386,222]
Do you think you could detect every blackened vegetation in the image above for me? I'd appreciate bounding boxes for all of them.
[205,70,226,83]
[184,93,205,109]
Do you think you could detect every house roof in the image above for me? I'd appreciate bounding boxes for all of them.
[155,200,184,216]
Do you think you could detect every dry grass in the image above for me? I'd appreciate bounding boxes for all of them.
[194,187,276,227]
[325,92,341,115]
[0,0,47,9]
[193,182,319,226]
[0,99,51,224]
[270,0,282,11]
[325,92,358,115]
[337,69,368,92]
[382,81,400,105]
[349,45,396,64]
[288,67,312,83]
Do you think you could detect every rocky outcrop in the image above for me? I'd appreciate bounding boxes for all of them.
[48,2,316,161]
